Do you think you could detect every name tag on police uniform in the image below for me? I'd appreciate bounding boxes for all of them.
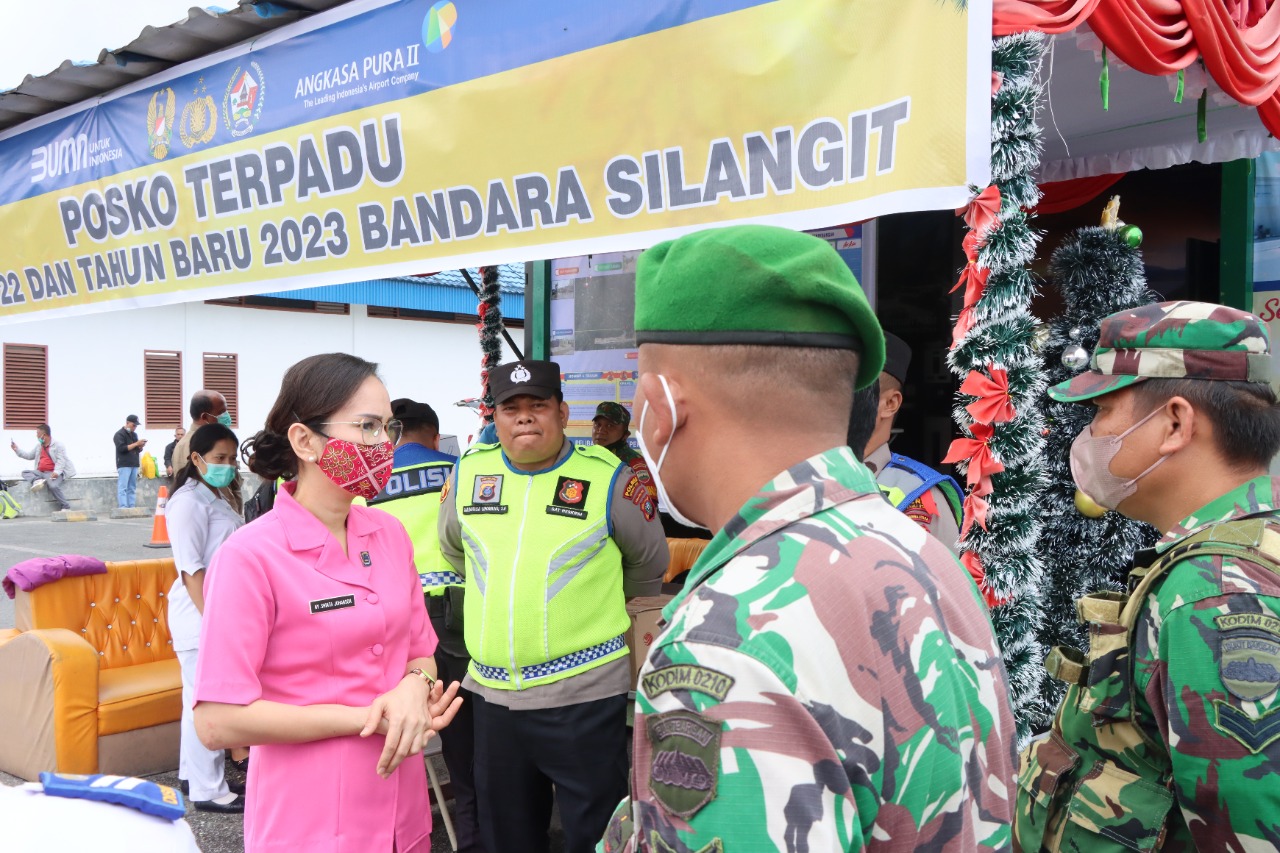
[463,474,508,515]
[310,594,356,614]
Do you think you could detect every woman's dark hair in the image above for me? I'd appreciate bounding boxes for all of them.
[173,423,239,493]
[242,353,380,481]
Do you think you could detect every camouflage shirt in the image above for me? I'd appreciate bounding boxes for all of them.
[1018,476,1280,852]
[599,446,1017,852]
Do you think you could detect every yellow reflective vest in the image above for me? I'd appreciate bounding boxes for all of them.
[453,442,629,690]
[369,457,459,593]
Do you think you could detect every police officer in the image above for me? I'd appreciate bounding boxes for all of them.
[369,398,485,853]
[1015,301,1280,852]
[438,361,668,853]
[863,332,964,551]
[592,402,656,499]
[599,224,1017,852]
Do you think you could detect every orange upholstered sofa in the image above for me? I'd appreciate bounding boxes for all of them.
[664,538,709,584]
[0,559,182,781]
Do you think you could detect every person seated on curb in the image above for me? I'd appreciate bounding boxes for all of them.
[11,424,75,511]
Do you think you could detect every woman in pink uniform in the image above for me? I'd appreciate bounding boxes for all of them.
[194,353,461,853]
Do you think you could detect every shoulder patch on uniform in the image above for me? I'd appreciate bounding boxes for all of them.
[439,475,451,504]
[1212,700,1280,754]
[642,665,735,701]
[650,831,725,853]
[647,710,720,819]
[1217,621,1280,702]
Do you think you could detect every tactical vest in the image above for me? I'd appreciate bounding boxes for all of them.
[454,443,629,690]
[877,452,964,527]
[1015,518,1280,852]
[368,459,458,594]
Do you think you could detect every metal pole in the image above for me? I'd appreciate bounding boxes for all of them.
[459,268,524,360]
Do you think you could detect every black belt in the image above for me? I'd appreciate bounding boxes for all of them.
[426,594,448,618]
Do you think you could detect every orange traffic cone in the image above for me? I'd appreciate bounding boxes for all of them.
[144,485,171,549]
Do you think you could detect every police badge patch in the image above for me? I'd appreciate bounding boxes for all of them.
[547,476,591,519]
[647,710,720,818]
[463,474,507,515]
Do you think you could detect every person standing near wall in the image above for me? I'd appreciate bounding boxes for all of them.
[113,415,144,508]
[165,422,245,814]
[194,353,462,853]
[165,427,186,479]
[11,424,75,511]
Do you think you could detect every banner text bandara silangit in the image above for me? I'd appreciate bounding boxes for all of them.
[0,0,991,324]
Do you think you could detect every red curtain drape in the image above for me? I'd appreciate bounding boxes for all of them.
[1033,173,1125,214]
[994,0,1280,135]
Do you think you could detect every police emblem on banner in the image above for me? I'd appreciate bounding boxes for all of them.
[179,78,218,149]
[646,710,720,818]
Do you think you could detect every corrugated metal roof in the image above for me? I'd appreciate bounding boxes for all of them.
[262,266,526,318]
[0,0,351,132]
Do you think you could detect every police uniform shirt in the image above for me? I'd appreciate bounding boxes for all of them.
[438,438,668,710]
[865,442,961,554]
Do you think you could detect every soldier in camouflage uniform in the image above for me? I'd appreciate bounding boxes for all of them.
[1016,300,1280,852]
[593,402,657,500]
[598,224,1018,853]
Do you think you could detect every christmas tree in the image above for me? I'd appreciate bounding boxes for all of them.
[947,32,1049,744]
[1035,207,1160,722]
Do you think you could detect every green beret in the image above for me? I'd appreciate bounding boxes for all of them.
[634,225,884,389]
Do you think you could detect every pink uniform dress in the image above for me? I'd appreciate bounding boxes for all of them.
[195,482,437,853]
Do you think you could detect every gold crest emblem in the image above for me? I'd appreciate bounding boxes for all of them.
[179,77,217,149]
[146,87,177,160]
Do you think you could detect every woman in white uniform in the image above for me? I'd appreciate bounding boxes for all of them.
[166,422,245,813]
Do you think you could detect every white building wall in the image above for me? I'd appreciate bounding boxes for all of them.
[2,301,515,477]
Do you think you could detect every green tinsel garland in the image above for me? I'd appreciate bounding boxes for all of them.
[949,32,1049,745]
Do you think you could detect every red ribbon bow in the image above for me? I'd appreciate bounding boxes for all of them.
[960,366,1017,425]
[957,185,1002,237]
[942,422,1005,488]
[960,550,1007,609]
[960,490,990,542]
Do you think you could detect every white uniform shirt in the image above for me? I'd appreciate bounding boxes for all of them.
[166,478,244,651]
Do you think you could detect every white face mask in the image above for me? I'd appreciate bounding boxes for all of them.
[636,374,706,530]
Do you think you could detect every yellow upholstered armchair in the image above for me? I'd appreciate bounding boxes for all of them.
[0,559,183,781]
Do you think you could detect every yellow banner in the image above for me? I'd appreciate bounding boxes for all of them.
[0,0,990,323]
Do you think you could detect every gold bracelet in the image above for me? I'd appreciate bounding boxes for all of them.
[407,668,437,688]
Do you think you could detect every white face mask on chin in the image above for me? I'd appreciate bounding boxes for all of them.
[636,374,706,530]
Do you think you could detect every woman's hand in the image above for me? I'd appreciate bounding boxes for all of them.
[428,680,464,733]
[361,676,432,778]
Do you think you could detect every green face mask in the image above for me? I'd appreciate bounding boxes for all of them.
[199,458,236,489]
[216,411,233,427]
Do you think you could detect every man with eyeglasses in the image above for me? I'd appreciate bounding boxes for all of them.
[438,359,669,853]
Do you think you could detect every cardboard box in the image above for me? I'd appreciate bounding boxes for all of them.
[626,595,674,685]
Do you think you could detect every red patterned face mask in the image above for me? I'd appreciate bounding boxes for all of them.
[315,437,394,500]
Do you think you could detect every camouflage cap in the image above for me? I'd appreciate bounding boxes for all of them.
[1049,301,1272,403]
[593,402,631,427]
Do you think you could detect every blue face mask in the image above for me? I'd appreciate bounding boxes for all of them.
[216,411,233,427]
[199,457,236,489]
